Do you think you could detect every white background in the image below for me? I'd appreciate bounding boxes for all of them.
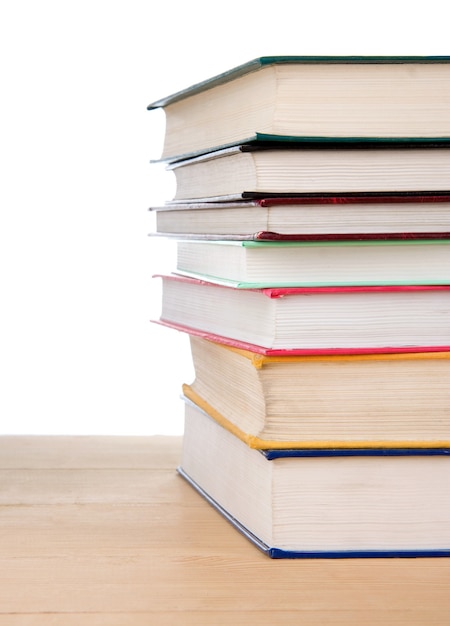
[0,1,448,435]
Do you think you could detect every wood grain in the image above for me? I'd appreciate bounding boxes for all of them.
[1,436,449,624]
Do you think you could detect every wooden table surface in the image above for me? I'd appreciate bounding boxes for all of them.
[1,435,449,625]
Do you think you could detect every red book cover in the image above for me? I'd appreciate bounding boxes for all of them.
[154,274,450,355]
[151,194,450,241]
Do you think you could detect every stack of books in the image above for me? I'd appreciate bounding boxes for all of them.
[148,56,450,558]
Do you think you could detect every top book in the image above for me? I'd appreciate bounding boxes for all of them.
[147,56,450,162]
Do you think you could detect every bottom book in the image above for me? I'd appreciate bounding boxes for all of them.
[178,398,450,559]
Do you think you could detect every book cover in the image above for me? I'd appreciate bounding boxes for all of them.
[182,330,450,448]
[155,274,450,354]
[155,317,450,356]
[174,238,450,287]
[148,56,450,109]
[148,57,450,162]
[182,336,450,449]
[167,145,450,202]
[179,399,450,558]
[150,194,450,240]
[177,468,450,559]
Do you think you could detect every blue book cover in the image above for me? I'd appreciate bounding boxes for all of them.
[179,399,450,559]
[177,466,450,559]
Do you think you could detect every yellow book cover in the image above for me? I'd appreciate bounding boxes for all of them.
[182,336,450,449]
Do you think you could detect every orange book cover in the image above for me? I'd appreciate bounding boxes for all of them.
[182,336,450,449]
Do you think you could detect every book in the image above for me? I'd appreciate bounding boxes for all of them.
[167,145,450,202]
[179,398,450,558]
[182,335,450,449]
[150,195,450,239]
[174,238,450,288]
[147,56,450,162]
[155,274,450,354]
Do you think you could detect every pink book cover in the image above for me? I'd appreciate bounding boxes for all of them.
[154,274,450,356]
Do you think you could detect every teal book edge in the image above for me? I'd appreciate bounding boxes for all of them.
[173,269,450,289]
[147,56,450,109]
[177,466,450,559]
[175,235,450,288]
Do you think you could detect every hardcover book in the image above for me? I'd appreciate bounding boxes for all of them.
[155,274,450,353]
[182,335,450,449]
[147,56,450,162]
[150,194,450,239]
[174,238,450,287]
[167,145,450,202]
[179,398,450,558]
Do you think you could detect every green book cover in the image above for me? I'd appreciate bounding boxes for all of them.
[175,238,450,288]
[149,56,450,162]
[148,56,450,109]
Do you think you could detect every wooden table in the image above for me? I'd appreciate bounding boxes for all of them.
[1,435,449,625]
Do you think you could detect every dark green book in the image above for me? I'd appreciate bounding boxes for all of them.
[147,56,450,162]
